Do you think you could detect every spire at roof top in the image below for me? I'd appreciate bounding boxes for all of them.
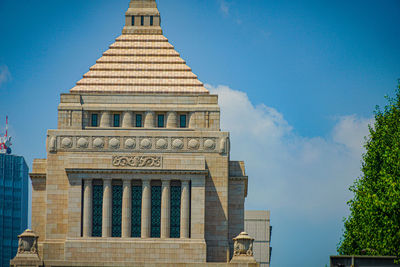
[123,0,162,35]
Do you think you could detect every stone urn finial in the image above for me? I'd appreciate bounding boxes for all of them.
[230,232,257,263]
[17,229,39,254]
[11,229,43,267]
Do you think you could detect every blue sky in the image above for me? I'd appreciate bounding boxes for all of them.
[0,0,399,266]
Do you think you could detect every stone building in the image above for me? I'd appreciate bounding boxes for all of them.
[20,0,257,266]
[245,211,272,267]
[0,154,29,267]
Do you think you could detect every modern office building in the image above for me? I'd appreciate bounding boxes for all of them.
[0,154,28,267]
[12,0,259,266]
[245,211,272,267]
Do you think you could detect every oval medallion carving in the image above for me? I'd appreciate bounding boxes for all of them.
[188,139,200,150]
[77,138,89,148]
[61,138,72,148]
[204,139,215,149]
[109,138,120,149]
[140,138,152,149]
[93,138,104,148]
[172,139,184,149]
[125,138,136,149]
[156,139,168,149]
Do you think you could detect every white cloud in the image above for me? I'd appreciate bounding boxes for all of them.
[218,0,230,16]
[0,65,11,88]
[206,84,373,221]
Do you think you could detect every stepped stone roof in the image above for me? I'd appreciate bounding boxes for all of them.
[70,0,209,95]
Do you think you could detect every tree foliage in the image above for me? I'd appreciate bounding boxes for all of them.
[338,81,400,259]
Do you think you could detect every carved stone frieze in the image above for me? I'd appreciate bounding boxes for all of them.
[112,155,162,168]
[54,135,227,154]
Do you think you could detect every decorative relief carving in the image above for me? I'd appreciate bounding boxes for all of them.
[57,135,223,153]
[93,138,104,148]
[61,137,72,148]
[48,136,56,152]
[125,138,136,149]
[156,139,168,149]
[188,139,200,150]
[109,138,120,149]
[77,138,89,148]
[204,139,215,150]
[172,139,184,150]
[112,155,162,168]
[140,138,152,149]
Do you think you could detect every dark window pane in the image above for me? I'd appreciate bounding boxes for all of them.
[170,185,181,238]
[112,185,122,237]
[157,114,165,128]
[92,184,103,237]
[151,186,161,238]
[132,16,135,26]
[180,115,187,128]
[136,114,142,127]
[131,186,142,237]
[141,16,144,26]
[113,114,120,127]
[91,114,98,127]
[150,16,154,26]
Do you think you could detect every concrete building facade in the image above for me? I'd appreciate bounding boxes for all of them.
[245,211,272,267]
[14,0,258,266]
[0,154,29,267]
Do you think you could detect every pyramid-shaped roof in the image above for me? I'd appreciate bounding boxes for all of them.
[70,0,209,95]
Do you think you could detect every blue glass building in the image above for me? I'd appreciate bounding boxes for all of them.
[0,154,28,267]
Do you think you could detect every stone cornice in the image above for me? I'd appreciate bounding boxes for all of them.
[65,168,208,176]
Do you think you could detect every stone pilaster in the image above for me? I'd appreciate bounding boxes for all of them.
[102,179,112,237]
[100,111,111,127]
[141,180,151,238]
[166,112,177,128]
[82,179,92,237]
[144,111,155,128]
[161,180,170,238]
[122,111,133,128]
[122,179,132,238]
[181,180,190,238]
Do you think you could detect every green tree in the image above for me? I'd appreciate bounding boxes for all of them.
[338,81,400,260]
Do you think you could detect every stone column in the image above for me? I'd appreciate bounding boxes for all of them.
[181,180,190,238]
[102,179,112,237]
[83,179,93,237]
[144,111,155,128]
[122,111,133,128]
[100,111,111,127]
[188,112,196,129]
[122,179,132,238]
[161,180,171,238]
[141,180,151,238]
[166,112,177,128]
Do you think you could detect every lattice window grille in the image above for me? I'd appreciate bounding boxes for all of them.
[131,186,142,237]
[151,186,161,238]
[92,184,103,237]
[170,185,181,238]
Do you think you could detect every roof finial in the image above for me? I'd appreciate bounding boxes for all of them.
[123,0,162,35]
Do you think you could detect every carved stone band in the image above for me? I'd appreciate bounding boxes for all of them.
[112,155,162,168]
